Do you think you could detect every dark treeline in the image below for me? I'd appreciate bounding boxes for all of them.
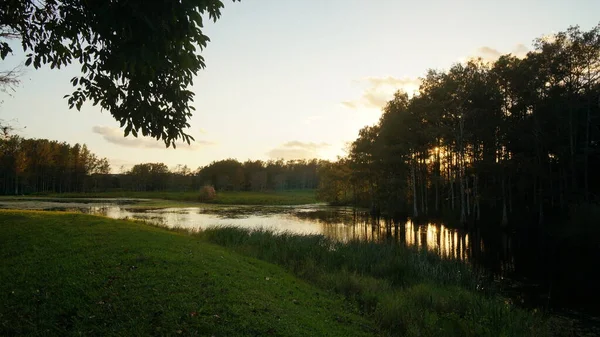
[119,159,321,192]
[0,136,110,194]
[0,135,322,194]
[318,24,600,227]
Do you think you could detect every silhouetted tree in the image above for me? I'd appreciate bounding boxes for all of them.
[1,0,239,147]
[319,24,600,227]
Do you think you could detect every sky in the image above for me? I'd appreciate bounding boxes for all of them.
[1,0,599,172]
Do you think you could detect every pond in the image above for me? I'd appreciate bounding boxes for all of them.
[1,198,598,326]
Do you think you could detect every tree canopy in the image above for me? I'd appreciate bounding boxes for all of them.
[0,0,238,147]
[318,24,600,227]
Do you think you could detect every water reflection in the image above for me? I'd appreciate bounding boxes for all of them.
[87,205,481,264]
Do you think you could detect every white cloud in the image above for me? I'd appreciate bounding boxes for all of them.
[92,126,214,150]
[342,76,421,110]
[475,46,502,60]
[467,43,531,62]
[267,141,330,160]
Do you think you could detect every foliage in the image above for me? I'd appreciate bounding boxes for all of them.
[319,24,600,228]
[0,136,325,196]
[0,0,239,147]
[200,227,550,336]
[0,210,374,336]
[316,159,355,205]
[197,158,321,191]
[198,184,216,202]
[0,136,110,194]
[113,158,322,193]
[126,162,170,191]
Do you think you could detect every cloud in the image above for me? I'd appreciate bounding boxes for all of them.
[475,46,502,60]
[362,77,421,88]
[267,141,330,160]
[512,43,529,58]
[469,44,530,62]
[92,126,215,150]
[342,76,421,110]
[341,101,357,109]
[343,43,532,110]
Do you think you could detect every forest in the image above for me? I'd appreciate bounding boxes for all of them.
[318,25,600,228]
[0,136,321,194]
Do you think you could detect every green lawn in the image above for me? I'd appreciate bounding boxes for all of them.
[0,210,374,336]
[35,189,318,206]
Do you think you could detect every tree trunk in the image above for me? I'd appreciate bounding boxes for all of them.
[538,185,544,226]
[475,174,480,221]
[508,175,513,214]
[435,145,440,213]
[450,153,455,211]
[466,173,471,217]
[460,168,466,224]
[501,176,508,226]
[420,160,426,216]
[412,156,419,218]
[584,92,591,201]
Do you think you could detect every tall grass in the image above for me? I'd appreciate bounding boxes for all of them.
[200,227,550,337]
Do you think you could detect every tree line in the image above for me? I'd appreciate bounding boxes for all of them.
[0,136,323,194]
[317,24,600,227]
[119,159,321,192]
[0,136,110,194]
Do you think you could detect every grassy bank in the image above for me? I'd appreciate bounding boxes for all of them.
[35,189,317,206]
[201,227,550,337]
[0,210,373,336]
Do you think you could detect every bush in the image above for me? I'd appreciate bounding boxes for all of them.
[198,185,216,202]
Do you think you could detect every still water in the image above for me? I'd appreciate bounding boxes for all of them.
[1,199,597,319]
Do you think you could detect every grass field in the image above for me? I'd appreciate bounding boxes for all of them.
[35,189,318,206]
[0,210,373,336]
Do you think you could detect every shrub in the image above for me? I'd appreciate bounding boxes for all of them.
[198,185,216,202]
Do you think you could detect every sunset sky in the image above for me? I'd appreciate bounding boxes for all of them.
[1,0,599,172]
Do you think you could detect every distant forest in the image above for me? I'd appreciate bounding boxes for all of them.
[0,136,321,194]
[318,24,600,226]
